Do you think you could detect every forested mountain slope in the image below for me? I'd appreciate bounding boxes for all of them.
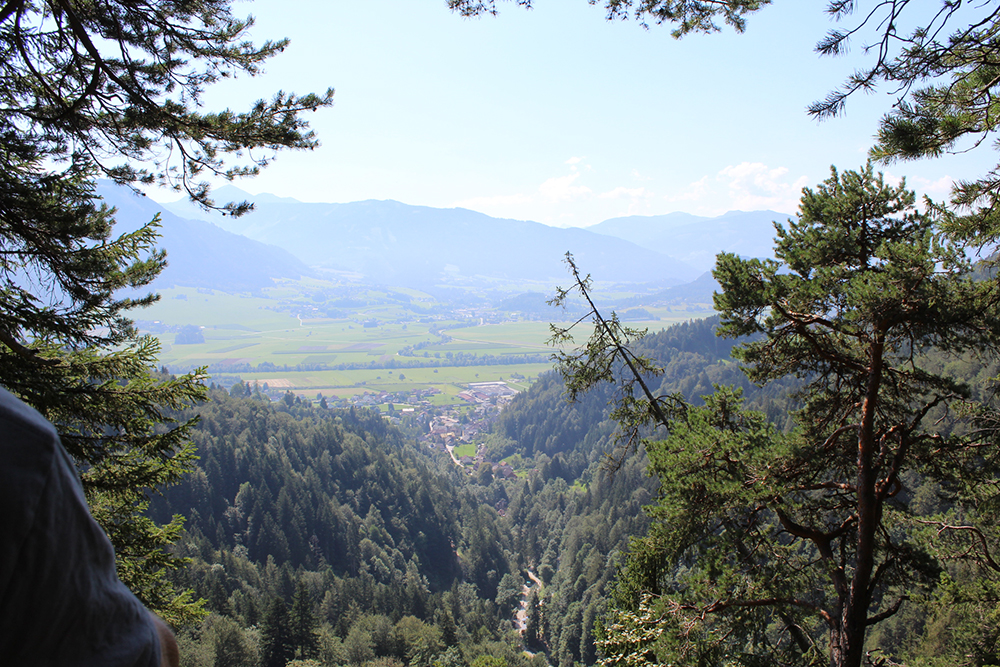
[150,316,802,667]
[155,395,464,588]
[150,389,522,666]
[482,316,805,667]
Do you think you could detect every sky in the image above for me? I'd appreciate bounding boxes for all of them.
[151,0,997,228]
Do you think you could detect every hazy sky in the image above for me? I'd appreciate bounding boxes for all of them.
[157,1,995,228]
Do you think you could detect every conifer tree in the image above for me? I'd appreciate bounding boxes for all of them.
[524,590,541,649]
[448,0,767,35]
[289,580,319,659]
[262,596,295,667]
[437,608,459,648]
[0,0,332,622]
[569,165,1000,666]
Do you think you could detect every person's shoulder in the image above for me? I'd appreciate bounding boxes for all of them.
[0,386,59,446]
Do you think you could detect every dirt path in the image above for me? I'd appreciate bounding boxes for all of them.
[514,569,542,634]
[444,444,462,468]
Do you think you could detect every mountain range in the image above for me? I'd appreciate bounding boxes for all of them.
[165,188,703,286]
[97,182,311,292]
[588,209,789,272]
[100,182,790,294]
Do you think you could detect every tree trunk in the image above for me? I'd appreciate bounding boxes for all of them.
[829,333,886,667]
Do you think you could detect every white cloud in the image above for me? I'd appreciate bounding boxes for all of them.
[666,175,710,204]
[452,192,532,211]
[539,172,593,202]
[718,162,807,213]
[661,164,805,215]
[721,162,788,194]
[880,170,904,188]
[597,186,656,218]
[911,174,954,197]
[450,161,598,223]
[448,161,693,226]
[599,186,647,199]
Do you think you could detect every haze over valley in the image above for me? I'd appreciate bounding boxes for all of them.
[107,181,785,407]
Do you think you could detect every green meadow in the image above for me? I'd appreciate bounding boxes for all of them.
[453,443,477,458]
[139,284,714,397]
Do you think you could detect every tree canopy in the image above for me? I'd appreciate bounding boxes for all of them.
[0,0,333,211]
[0,0,333,622]
[448,0,768,35]
[556,165,1000,666]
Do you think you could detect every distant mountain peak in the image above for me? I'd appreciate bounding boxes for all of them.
[144,184,790,286]
[586,209,793,273]
[253,192,302,205]
[96,181,310,291]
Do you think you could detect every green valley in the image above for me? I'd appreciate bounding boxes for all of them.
[137,281,714,406]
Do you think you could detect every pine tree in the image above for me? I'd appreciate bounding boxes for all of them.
[570,165,1000,667]
[448,0,767,35]
[524,590,541,649]
[0,0,332,622]
[261,596,295,667]
[289,580,319,659]
[437,608,458,648]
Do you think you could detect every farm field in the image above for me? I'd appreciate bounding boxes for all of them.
[240,363,554,403]
[138,284,715,398]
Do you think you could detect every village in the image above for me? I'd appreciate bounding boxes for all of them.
[340,380,522,479]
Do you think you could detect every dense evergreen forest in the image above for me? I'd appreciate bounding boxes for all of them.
[151,312,998,667]
[149,316,772,667]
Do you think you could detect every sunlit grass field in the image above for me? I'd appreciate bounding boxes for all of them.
[453,444,476,458]
[139,285,714,397]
